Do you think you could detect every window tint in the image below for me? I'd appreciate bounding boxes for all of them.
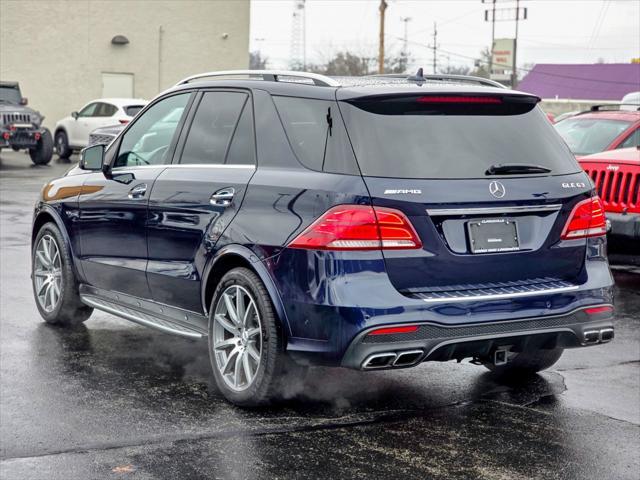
[78,103,98,117]
[180,92,247,165]
[273,96,358,174]
[115,93,189,168]
[340,103,580,179]
[95,103,117,117]
[618,128,639,149]
[226,101,256,165]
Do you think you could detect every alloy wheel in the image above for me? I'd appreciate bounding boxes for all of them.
[34,234,62,313]
[213,285,262,391]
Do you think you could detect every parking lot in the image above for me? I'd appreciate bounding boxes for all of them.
[0,150,638,479]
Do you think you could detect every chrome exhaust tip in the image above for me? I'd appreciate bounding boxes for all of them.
[583,330,600,345]
[362,352,397,369]
[393,350,424,367]
[599,328,614,343]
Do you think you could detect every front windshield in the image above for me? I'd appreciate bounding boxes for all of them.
[554,117,631,156]
[0,86,21,104]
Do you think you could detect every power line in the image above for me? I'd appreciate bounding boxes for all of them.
[396,37,639,86]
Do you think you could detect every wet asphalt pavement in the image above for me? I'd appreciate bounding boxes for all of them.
[1,151,639,480]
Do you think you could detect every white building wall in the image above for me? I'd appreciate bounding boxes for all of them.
[0,0,250,129]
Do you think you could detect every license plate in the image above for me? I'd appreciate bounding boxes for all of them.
[467,218,519,254]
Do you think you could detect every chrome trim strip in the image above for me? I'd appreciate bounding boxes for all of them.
[81,295,203,339]
[111,164,256,172]
[176,70,341,87]
[420,285,579,303]
[426,204,563,216]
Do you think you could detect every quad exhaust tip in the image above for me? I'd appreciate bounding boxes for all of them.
[583,328,614,345]
[362,350,424,370]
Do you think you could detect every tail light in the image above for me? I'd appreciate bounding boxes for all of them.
[119,119,130,125]
[288,205,422,251]
[585,306,613,315]
[561,196,607,240]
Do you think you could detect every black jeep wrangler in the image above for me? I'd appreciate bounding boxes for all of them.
[0,81,53,165]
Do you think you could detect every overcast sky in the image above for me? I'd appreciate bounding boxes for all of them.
[250,0,640,71]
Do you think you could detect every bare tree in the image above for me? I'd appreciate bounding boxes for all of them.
[439,64,471,76]
[249,51,268,70]
[306,50,410,76]
[470,47,491,78]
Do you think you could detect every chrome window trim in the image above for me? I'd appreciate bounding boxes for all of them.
[420,284,579,303]
[426,204,563,216]
[111,164,256,172]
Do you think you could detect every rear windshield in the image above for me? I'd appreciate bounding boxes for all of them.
[339,99,580,179]
[125,105,145,117]
[554,117,632,156]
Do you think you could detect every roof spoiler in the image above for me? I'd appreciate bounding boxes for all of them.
[590,104,640,112]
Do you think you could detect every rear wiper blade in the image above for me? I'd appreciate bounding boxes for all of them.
[486,163,552,175]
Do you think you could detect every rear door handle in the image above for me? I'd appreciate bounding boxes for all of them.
[210,187,235,207]
[128,183,147,199]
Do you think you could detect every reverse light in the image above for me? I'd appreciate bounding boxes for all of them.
[561,196,607,240]
[368,325,419,336]
[416,96,502,104]
[288,205,422,251]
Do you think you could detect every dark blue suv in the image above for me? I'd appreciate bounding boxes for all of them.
[31,70,615,406]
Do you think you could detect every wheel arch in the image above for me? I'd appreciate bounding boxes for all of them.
[32,206,82,278]
[202,245,292,336]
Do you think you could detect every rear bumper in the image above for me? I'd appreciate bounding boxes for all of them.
[607,212,640,240]
[0,127,43,149]
[340,306,614,370]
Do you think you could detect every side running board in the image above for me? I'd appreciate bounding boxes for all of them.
[81,294,206,339]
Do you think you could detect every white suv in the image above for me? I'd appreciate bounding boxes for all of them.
[54,98,147,159]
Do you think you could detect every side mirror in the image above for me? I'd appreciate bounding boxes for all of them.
[72,111,79,119]
[20,97,28,106]
[79,144,105,171]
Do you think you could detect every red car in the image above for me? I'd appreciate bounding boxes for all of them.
[555,106,639,157]
[578,147,640,243]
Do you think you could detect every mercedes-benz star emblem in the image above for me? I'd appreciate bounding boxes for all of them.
[489,181,506,198]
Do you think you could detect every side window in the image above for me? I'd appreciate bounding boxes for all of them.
[180,92,247,165]
[273,96,358,174]
[226,100,256,165]
[78,102,98,117]
[94,103,117,117]
[618,128,639,149]
[114,93,189,168]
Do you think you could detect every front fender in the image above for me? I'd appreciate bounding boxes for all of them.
[201,244,292,336]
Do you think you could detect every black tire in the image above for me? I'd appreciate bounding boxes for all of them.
[32,222,93,326]
[484,348,564,376]
[208,267,293,407]
[29,128,54,165]
[54,130,72,159]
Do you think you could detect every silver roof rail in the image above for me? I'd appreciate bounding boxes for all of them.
[372,73,507,89]
[175,70,341,87]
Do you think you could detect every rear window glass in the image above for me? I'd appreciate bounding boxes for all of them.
[554,117,632,156]
[339,100,580,179]
[125,105,145,117]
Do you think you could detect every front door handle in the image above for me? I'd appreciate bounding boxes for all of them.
[210,187,235,207]
[128,183,147,199]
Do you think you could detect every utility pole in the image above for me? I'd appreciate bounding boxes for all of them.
[378,0,387,74]
[512,0,520,88]
[401,16,411,57]
[488,0,496,74]
[431,22,438,74]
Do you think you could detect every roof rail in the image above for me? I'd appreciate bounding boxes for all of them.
[590,104,640,112]
[372,73,507,89]
[175,70,340,87]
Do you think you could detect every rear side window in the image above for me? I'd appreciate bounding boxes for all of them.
[340,97,580,179]
[555,117,633,155]
[180,91,253,165]
[274,96,358,175]
[125,105,145,117]
[95,103,117,117]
